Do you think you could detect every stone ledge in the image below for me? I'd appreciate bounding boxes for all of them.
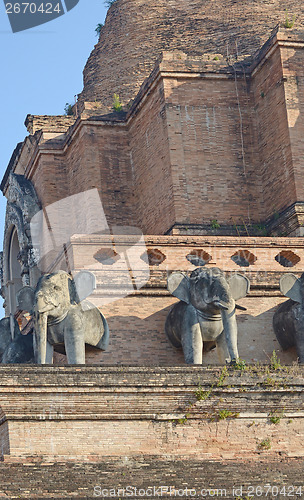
[0,367,303,460]
[0,365,302,386]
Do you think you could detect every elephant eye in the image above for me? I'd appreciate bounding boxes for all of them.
[54,285,61,291]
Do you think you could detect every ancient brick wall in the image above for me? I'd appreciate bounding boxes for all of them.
[79,0,304,109]
[24,120,136,231]
[163,68,261,228]
[4,31,304,238]
[64,123,135,228]
[25,115,75,136]
[281,42,304,203]
[128,78,175,234]
[30,151,68,210]
[251,40,296,221]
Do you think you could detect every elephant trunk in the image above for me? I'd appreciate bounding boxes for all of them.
[35,312,48,364]
[220,302,239,362]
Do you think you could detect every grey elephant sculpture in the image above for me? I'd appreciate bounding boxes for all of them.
[0,317,34,364]
[273,273,304,363]
[17,270,109,364]
[165,266,250,364]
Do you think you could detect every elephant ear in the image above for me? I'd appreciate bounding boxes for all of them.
[16,286,35,314]
[70,271,96,303]
[228,273,250,301]
[167,272,190,304]
[280,274,301,303]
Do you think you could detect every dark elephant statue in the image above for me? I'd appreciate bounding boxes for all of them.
[0,317,34,364]
[17,270,109,364]
[165,265,250,364]
[273,273,304,363]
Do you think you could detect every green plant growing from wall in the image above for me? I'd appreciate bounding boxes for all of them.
[263,375,279,388]
[284,10,296,28]
[217,366,228,387]
[176,413,191,425]
[258,438,271,450]
[195,385,213,401]
[269,409,285,424]
[253,223,268,236]
[232,358,247,371]
[211,219,220,229]
[104,0,118,8]
[64,103,73,116]
[217,409,239,420]
[269,350,282,371]
[95,23,103,36]
[113,93,123,112]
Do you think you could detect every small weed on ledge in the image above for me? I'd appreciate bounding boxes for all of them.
[232,358,247,371]
[210,219,221,229]
[113,93,123,112]
[217,366,228,387]
[263,375,279,388]
[269,408,285,425]
[258,438,271,451]
[216,409,240,420]
[195,385,212,401]
[269,350,282,370]
[284,9,296,28]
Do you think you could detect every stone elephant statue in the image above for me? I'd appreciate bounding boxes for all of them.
[0,317,34,364]
[273,273,304,363]
[165,265,250,364]
[17,270,110,364]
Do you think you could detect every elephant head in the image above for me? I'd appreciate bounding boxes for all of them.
[166,265,250,364]
[17,270,98,364]
[168,267,249,314]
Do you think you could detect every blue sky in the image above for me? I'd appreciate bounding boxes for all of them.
[0,1,107,314]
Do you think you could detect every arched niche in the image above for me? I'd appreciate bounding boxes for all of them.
[1,175,41,316]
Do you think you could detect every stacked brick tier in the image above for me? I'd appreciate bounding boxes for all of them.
[79,0,304,108]
[4,30,304,236]
[0,366,303,461]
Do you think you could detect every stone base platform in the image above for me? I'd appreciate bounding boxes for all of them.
[0,366,303,497]
[0,457,303,499]
[0,366,303,461]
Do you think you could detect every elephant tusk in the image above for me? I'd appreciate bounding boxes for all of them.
[235,304,247,311]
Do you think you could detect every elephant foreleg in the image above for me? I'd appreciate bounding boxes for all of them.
[221,305,239,362]
[64,323,85,364]
[216,331,230,364]
[45,341,54,364]
[181,322,202,364]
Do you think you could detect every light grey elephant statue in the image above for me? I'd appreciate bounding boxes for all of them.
[0,317,34,364]
[165,265,250,364]
[273,273,304,363]
[17,270,109,364]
